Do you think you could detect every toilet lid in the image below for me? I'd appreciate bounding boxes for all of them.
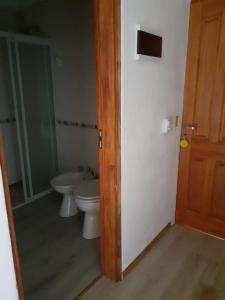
[51,172,84,187]
[76,179,99,201]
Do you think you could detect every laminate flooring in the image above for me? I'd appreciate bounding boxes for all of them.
[13,192,100,300]
[80,225,225,300]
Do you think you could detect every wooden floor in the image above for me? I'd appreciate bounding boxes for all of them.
[13,192,100,300]
[80,225,225,300]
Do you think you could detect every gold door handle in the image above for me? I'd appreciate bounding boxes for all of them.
[180,125,197,146]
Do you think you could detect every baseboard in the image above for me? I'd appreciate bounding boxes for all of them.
[122,223,171,278]
[179,223,225,242]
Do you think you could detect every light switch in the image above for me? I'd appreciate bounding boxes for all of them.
[56,55,63,67]
[162,118,172,134]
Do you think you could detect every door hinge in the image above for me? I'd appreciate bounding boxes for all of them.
[98,129,103,149]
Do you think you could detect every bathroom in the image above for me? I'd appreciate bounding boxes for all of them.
[0,0,100,299]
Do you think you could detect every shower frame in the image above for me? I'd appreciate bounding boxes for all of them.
[0,31,58,209]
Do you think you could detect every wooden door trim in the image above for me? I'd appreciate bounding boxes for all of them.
[94,0,121,281]
[0,132,24,300]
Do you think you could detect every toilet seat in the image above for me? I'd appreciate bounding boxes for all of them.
[76,179,99,202]
[51,172,85,191]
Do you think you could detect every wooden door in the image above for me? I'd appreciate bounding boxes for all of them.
[176,0,225,238]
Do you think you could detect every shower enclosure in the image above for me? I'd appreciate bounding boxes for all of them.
[0,32,58,208]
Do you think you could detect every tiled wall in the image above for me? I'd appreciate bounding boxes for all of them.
[23,0,98,175]
[57,120,97,130]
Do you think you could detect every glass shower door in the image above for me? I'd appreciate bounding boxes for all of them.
[0,37,28,206]
[7,38,32,203]
[15,40,58,197]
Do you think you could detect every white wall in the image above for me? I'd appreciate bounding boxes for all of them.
[0,6,25,33]
[121,0,190,271]
[0,166,18,299]
[22,0,98,174]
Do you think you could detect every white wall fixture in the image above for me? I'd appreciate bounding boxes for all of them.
[55,55,63,67]
[134,24,141,60]
[161,118,172,134]
[134,23,162,62]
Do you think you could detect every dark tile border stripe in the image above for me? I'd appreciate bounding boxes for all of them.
[0,117,16,125]
[57,120,97,130]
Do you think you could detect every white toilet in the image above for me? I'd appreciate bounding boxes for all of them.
[75,179,99,239]
[51,171,86,217]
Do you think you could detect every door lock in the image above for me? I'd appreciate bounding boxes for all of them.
[98,129,103,149]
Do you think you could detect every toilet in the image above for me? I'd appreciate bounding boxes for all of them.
[51,171,86,217]
[75,179,99,239]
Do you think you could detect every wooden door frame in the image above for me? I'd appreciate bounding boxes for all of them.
[94,0,121,281]
[0,1,121,298]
